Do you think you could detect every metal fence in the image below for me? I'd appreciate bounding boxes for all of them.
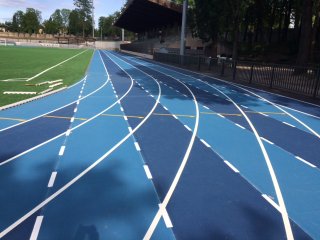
[154,52,320,99]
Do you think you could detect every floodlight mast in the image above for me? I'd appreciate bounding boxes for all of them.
[180,0,188,56]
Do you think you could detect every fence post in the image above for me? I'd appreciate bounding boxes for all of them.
[208,57,212,71]
[220,60,225,76]
[270,66,275,88]
[313,68,320,98]
[249,65,254,84]
[232,61,237,81]
[198,56,201,71]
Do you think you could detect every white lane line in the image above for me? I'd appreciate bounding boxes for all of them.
[262,194,281,212]
[47,172,57,188]
[235,123,245,130]
[283,122,296,128]
[146,90,149,93]
[295,156,316,168]
[138,61,295,240]
[134,142,141,151]
[158,204,173,228]
[78,95,81,99]
[200,139,211,148]
[143,165,153,179]
[259,112,269,117]
[113,90,116,94]
[116,94,118,98]
[224,160,240,173]
[217,114,225,118]
[142,86,145,89]
[0,54,132,168]
[213,94,219,97]
[58,146,66,156]
[0,51,160,239]
[244,93,251,97]
[241,105,249,109]
[151,95,154,98]
[183,94,187,97]
[65,129,71,136]
[172,114,178,119]
[124,116,128,121]
[128,127,132,133]
[80,90,83,94]
[77,100,80,105]
[70,117,75,123]
[203,106,209,110]
[184,125,192,131]
[120,107,124,112]
[29,216,44,240]
[260,137,274,145]
[74,108,77,113]
[163,106,168,111]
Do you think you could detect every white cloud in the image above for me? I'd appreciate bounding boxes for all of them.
[0,0,26,7]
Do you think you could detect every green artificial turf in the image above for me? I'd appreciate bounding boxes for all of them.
[0,46,94,107]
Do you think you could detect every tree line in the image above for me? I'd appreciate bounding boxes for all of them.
[177,0,320,65]
[1,0,94,37]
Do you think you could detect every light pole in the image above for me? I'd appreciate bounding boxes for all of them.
[180,0,188,56]
[122,0,125,42]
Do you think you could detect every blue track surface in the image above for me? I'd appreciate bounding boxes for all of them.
[0,50,319,240]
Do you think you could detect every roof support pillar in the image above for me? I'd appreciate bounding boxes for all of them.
[180,0,188,56]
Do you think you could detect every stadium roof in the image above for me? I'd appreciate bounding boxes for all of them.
[114,0,182,33]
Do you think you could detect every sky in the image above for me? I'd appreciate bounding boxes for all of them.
[0,0,125,27]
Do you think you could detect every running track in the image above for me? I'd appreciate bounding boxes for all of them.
[0,50,320,239]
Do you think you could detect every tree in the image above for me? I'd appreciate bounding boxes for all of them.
[69,9,81,35]
[73,0,93,37]
[43,17,59,34]
[51,9,63,33]
[12,10,24,33]
[296,0,313,65]
[61,9,71,33]
[23,8,41,34]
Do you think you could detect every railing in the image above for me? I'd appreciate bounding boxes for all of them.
[154,52,320,99]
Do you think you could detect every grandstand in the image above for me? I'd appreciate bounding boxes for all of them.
[115,0,206,56]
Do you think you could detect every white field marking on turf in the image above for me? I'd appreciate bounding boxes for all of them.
[26,50,88,82]
[158,204,173,228]
[282,122,296,128]
[143,165,153,179]
[224,160,240,173]
[184,125,192,131]
[132,59,295,240]
[262,194,281,213]
[203,106,209,110]
[0,51,133,167]
[235,123,246,130]
[124,116,128,121]
[47,172,57,188]
[241,105,249,109]
[200,139,211,148]
[29,216,44,240]
[134,142,141,151]
[217,114,225,118]
[260,137,274,145]
[128,127,133,133]
[110,52,199,240]
[259,112,269,117]
[58,146,66,156]
[295,156,317,168]
[0,52,160,239]
[66,129,71,136]
[172,114,178,119]
[70,117,75,123]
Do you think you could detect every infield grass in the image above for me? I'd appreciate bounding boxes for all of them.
[0,46,94,107]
